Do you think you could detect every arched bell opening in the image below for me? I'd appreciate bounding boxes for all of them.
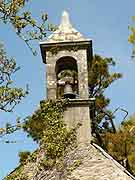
[55,56,79,99]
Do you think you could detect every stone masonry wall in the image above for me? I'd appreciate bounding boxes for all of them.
[46,48,89,99]
[64,99,92,145]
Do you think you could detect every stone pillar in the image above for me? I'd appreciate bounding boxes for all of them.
[64,99,93,146]
[46,63,57,99]
[77,50,89,99]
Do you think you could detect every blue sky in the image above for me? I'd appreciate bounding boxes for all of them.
[0,0,135,179]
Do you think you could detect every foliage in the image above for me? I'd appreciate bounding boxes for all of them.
[0,0,56,138]
[23,99,78,164]
[67,159,82,172]
[128,16,135,56]
[103,113,135,174]
[88,55,135,174]
[0,120,22,138]
[0,43,28,113]
[23,99,66,142]
[19,151,30,165]
[0,0,56,55]
[0,42,26,138]
[0,0,55,113]
[89,55,122,143]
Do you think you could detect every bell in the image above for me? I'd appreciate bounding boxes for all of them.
[64,83,76,99]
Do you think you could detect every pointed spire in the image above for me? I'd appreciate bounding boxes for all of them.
[60,10,72,29]
[40,10,88,43]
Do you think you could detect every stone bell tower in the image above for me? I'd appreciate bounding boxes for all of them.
[40,11,93,145]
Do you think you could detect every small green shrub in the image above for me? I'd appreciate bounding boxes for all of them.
[19,151,30,165]
[23,99,68,142]
[23,99,78,168]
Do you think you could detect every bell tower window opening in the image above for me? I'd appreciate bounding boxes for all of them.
[55,56,78,99]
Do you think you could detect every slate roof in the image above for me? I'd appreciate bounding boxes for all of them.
[6,144,135,180]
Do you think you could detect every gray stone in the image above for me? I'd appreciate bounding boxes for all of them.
[7,144,134,180]
[40,11,93,144]
[40,10,89,43]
